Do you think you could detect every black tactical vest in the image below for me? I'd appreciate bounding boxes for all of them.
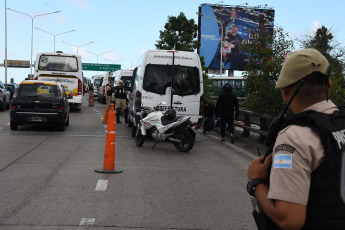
[107,86,114,96]
[114,86,127,99]
[280,109,345,229]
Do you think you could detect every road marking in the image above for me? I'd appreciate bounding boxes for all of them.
[95,179,108,191]
[7,123,10,125]
[79,218,95,226]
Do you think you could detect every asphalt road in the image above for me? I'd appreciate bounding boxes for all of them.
[0,95,258,230]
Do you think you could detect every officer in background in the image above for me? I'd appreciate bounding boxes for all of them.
[247,48,345,229]
[106,81,114,111]
[216,83,239,143]
[113,80,128,124]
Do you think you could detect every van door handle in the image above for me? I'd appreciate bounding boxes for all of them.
[174,101,182,104]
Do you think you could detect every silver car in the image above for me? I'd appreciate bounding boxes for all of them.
[0,81,10,111]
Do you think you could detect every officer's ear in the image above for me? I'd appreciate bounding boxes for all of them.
[328,79,332,90]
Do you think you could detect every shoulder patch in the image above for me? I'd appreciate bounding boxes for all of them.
[273,154,292,169]
[275,144,296,154]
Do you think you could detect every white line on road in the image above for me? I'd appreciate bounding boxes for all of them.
[79,218,95,226]
[6,123,10,125]
[95,179,108,191]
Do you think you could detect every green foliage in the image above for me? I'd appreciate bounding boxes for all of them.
[242,26,294,116]
[200,56,217,101]
[298,26,345,106]
[155,12,199,52]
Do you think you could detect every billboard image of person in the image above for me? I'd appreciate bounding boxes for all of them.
[198,4,275,71]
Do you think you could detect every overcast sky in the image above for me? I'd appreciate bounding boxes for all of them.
[1,0,344,83]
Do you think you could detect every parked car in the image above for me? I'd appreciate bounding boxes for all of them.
[5,83,18,101]
[0,81,11,111]
[10,80,70,131]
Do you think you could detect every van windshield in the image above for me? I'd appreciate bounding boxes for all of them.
[38,55,78,72]
[143,64,200,96]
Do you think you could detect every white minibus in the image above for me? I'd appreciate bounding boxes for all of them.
[34,51,83,110]
[128,50,204,134]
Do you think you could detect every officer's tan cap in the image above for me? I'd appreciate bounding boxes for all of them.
[276,48,329,88]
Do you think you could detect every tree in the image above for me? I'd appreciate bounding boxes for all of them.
[200,56,217,101]
[155,12,199,52]
[242,26,294,116]
[297,26,345,106]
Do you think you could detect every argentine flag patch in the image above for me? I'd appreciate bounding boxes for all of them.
[273,154,292,169]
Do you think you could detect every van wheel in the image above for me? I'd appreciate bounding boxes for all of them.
[0,100,5,111]
[131,124,136,137]
[10,121,18,130]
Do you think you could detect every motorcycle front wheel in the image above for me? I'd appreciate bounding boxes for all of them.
[135,125,146,147]
[173,129,194,152]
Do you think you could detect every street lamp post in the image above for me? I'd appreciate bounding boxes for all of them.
[86,50,112,75]
[196,12,224,77]
[7,8,60,76]
[36,27,75,52]
[62,41,94,55]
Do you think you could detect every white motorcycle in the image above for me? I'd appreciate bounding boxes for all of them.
[135,102,197,152]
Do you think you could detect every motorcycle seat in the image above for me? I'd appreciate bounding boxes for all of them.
[161,116,184,126]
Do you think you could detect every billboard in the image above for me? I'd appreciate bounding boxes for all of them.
[198,4,275,71]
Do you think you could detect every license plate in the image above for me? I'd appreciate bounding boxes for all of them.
[32,116,42,122]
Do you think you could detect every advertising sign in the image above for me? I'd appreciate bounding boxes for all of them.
[198,4,275,71]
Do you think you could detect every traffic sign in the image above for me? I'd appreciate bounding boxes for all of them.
[82,63,121,72]
[3,60,30,68]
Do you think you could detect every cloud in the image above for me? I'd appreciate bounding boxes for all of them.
[55,15,69,23]
[103,52,120,62]
[60,0,91,10]
[309,20,322,36]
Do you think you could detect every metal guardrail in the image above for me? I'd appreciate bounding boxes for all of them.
[234,109,271,143]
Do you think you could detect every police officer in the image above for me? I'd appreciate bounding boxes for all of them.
[113,80,128,124]
[106,81,114,111]
[216,83,239,143]
[247,48,345,229]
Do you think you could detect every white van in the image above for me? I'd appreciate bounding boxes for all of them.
[128,50,204,132]
[113,69,133,91]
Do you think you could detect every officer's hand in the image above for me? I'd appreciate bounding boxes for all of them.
[247,154,272,180]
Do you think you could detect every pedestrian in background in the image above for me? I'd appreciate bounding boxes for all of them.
[113,80,128,124]
[247,48,345,229]
[216,83,239,143]
[89,83,94,96]
[203,100,216,135]
[106,81,114,111]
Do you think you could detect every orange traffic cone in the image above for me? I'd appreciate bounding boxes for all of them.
[95,105,123,173]
[101,106,109,123]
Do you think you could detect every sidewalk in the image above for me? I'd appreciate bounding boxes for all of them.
[201,124,269,157]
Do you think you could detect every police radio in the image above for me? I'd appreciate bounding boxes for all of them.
[263,80,305,160]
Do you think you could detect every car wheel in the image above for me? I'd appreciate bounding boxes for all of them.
[58,121,65,131]
[65,114,70,126]
[10,121,18,130]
